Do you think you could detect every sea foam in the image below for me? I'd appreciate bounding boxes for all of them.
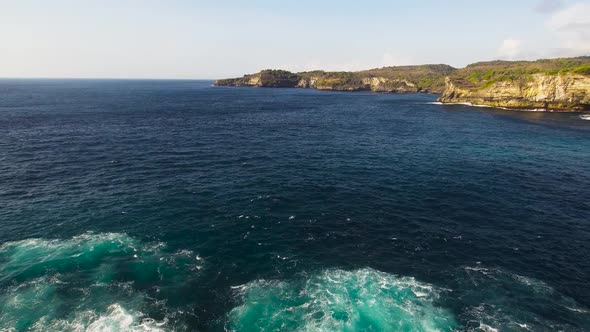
[227,268,457,331]
[0,232,201,331]
[427,101,564,112]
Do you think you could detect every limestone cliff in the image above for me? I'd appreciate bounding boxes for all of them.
[438,73,590,111]
[214,65,455,93]
[437,57,590,111]
[214,69,299,88]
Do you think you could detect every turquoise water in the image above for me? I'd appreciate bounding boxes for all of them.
[228,268,457,331]
[0,233,200,331]
[1,79,590,331]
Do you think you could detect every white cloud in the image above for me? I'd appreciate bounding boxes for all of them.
[497,39,523,60]
[534,0,565,13]
[547,2,590,56]
[496,2,589,61]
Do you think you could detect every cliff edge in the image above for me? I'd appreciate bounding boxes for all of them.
[438,57,590,111]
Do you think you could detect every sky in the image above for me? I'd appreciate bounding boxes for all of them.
[1,0,589,79]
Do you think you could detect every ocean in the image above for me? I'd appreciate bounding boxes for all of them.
[0,79,589,331]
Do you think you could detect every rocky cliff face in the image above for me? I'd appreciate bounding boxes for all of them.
[217,74,437,93]
[214,69,300,88]
[438,74,590,111]
[214,65,454,93]
[362,77,418,93]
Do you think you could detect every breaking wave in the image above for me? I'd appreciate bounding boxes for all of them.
[227,267,590,332]
[2,233,589,331]
[0,232,203,331]
[227,268,457,331]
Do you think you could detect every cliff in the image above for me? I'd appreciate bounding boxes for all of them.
[438,57,590,111]
[214,65,456,93]
[214,57,590,111]
[214,70,301,88]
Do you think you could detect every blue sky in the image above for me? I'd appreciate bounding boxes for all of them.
[1,0,589,78]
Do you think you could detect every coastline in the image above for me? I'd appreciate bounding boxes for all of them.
[216,84,588,112]
[216,57,590,112]
[429,101,586,113]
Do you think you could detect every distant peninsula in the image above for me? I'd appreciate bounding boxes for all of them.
[214,57,590,111]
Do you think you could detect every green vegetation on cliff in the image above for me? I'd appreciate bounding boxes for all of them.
[446,57,590,91]
[359,64,455,92]
[312,71,367,91]
[258,70,300,87]
[214,69,300,87]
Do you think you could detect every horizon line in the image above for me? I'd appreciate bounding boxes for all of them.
[2,55,589,81]
[0,77,219,81]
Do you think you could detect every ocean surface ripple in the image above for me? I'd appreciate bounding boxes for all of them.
[0,79,589,331]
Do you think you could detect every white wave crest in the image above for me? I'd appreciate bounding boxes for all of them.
[228,268,457,331]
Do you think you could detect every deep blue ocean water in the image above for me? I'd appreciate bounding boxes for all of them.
[1,79,590,331]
